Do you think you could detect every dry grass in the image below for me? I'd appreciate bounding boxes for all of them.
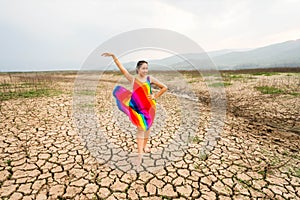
[0,72,64,101]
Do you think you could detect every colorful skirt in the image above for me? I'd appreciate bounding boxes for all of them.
[112,80,156,131]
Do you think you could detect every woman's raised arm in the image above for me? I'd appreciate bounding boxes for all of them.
[101,52,134,83]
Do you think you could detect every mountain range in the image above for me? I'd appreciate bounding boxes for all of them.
[123,39,300,70]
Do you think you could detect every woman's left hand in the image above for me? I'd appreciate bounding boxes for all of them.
[147,94,156,100]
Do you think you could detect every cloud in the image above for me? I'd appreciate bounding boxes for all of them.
[159,0,300,50]
[0,0,300,71]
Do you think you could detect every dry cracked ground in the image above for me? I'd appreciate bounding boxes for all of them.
[0,71,299,200]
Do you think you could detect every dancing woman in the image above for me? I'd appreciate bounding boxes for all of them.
[102,53,168,162]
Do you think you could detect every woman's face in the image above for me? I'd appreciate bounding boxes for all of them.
[138,63,148,76]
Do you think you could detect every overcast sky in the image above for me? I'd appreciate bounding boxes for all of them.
[1,0,300,71]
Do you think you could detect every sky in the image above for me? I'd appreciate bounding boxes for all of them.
[1,0,300,71]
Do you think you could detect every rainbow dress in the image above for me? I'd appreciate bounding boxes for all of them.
[113,76,156,131]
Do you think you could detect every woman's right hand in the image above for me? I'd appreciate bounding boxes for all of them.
[101,52,114,57]
[102,52,133,83]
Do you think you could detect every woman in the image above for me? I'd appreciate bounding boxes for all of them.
[101,53,168,163]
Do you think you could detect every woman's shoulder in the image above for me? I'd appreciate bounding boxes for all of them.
[147,75,157,83]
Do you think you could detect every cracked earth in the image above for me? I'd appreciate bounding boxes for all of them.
[0,71,299,199]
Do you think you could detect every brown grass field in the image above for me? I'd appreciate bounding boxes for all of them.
[0,68,299,199]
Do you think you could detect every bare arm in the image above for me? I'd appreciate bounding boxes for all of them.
[148,76,168,100]
[101,52,134,83]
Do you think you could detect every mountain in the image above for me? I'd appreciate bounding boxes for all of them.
[212,39,300,69]
[122,39,300,70]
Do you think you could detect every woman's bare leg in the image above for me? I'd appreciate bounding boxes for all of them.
[136,128,144,165]
[143,129,151,153]
[136,128,144,154]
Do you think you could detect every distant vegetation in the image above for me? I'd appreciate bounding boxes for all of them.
[219,67,300,74]
[0,89,61,101]
[251,72,279,76]
[0,74,62,101]
[255,86,284,95]
[1,67,299,101]
[208,82,232,87]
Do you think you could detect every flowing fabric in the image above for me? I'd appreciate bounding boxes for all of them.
[112,76,156,131]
